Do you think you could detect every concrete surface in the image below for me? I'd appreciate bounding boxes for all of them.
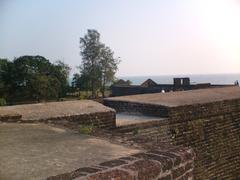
[0,123,139,180]
[116,113,165,126]
[0,100,114,121]
[105,87,240,107]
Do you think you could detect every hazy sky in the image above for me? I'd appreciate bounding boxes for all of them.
[1,0,240,76]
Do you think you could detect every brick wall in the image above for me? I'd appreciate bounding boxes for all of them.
[47,146,195,180]
[168,99,240,179]
[0,110,22,122]
[46,111,116,129]
[0,111,116,129]
[104,98,240,179]
[111,85,173,96]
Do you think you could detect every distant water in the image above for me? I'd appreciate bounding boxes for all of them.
[119,74,240,85]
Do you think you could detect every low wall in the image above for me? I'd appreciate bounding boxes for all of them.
[104,98,240,179]
[111,85,172,96]
[104,100,169,117]
[0,111,116,129]
[44,111,116,129]
[47,146,195,180]
[111,84,234,97]
[168,99,240,179]
[0,110,22,122]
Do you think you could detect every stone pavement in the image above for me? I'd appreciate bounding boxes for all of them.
[105,87,240,107]
[0,123,139,180]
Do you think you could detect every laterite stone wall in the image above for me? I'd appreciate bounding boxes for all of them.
[104,97,240,179]
[168,99,240,179]
[47,146,195,180]
[46,111,116,129]
[0,110,116,129]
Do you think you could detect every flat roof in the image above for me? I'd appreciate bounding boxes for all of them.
[0,123,140,179]
[105,87,240,107]
[0,100,114,121]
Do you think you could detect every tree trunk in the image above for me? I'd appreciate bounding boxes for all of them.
[102,83,105,98]
[102,76,106,98]
[91,80,95,98]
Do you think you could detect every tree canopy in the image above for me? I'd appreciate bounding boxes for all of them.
[79,29,120,97]
[0,56,70,104]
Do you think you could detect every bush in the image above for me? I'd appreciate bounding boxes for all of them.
[79,94,88,100]
[79,125,94,134]
[0,98,6,106]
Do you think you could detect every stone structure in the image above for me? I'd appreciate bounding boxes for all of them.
[0,123,140,179]
[112,77,234,96]
[47,146,195,180]
[0,100,116,129]
[0,100,194,180]
[104,87,240,179]
[2,87,240,179]
[141,79,158,87]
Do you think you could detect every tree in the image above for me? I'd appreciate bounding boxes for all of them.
[80,29,102,98]
[99,46,120,97]
[79,29,120,98]
[72,72,90,91]
[0,55,71,103]
[0,58,11,100]
[53,60,71,97]
[0,58,15,100]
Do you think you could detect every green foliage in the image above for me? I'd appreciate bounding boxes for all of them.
[133,128,139,135]
[0,56,71,103]
[99,46,120,97]
[79,29,120,98]
[0,98,6,106]
[0,58,15,101]
[79,92,90,100]
[72,73,90,91]
[79,30,102,98]
[126,80,132,85]
[79,125,94,134]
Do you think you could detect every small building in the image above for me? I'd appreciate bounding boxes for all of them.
[140,79,158,87]
[111,77,234,97]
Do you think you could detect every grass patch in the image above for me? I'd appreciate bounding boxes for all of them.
[0,98,6,106]
[79,125,95,135]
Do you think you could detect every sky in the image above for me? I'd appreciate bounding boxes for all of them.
[0,0,240,76]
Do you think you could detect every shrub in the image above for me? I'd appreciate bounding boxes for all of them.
[79,125,94,134]
[0,98,6,106]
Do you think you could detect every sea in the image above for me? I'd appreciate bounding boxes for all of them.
[118,73,240,85]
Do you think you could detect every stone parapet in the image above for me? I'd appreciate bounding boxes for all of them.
[104,99,169,117]
[47,146,195,180]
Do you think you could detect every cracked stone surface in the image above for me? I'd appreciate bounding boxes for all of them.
[0,100,114,121]
[105,87,240,107]
[0,123,140,180]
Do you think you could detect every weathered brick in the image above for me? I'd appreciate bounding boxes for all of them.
[87,169,133,180]
[158,174,172,180]
[71,167,101,178]
[99,159,127,168]
[122,160,161,179]
[149,150,182,166]
[172,166,185,179]
[184,162,193,171]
